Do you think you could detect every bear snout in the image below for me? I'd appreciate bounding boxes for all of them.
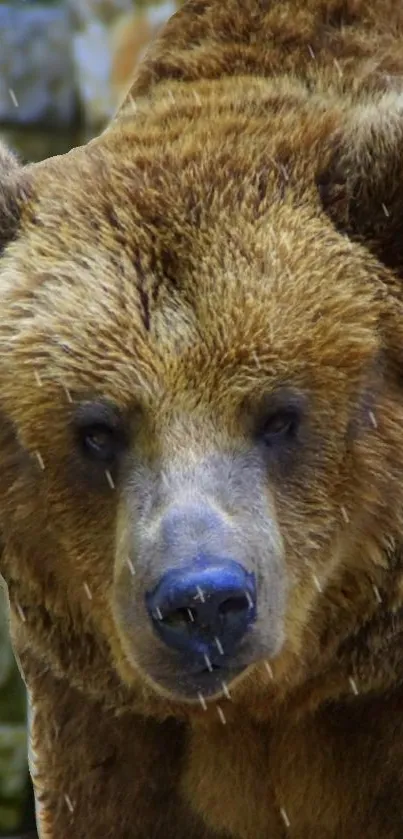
[113,495,285,701]
[145,557,257,661]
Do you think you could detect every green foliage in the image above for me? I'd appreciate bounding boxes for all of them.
[0,1,62,5]
[0,586,29,833]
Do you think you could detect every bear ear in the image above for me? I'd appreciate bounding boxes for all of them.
[0,142,27,256]
[317,94,403,273]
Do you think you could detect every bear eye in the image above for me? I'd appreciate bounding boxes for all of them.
[261,409,299,444]
[73,402,127,465]
[252,391,305,449]
[81,424,119,462]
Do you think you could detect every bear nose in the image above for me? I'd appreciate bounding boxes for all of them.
[146,558,256,660]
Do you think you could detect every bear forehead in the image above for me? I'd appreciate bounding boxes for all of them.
[0,101,382,408]
[2,224,379,417]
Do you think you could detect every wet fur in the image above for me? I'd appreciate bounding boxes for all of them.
[2,1,403,836]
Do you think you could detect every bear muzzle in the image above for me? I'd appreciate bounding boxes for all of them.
[113,498,285,701]
[146,557,256,659]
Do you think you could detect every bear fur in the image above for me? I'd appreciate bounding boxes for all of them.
[2,0,403,836]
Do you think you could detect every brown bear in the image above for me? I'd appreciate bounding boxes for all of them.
[2,0,403,836]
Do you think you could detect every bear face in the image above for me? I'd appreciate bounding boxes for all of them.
[2,76,403,720]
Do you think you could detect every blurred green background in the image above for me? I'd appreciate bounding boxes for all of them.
[0,1,180,835]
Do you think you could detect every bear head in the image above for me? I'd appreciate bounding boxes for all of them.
[1,83,403,719]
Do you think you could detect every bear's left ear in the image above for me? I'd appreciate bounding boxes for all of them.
[0,142,28,257]
[317,93,403,274]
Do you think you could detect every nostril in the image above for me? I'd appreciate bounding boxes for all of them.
[157,596,250,629]
[157,607,196,629]
[218,595,250,617]
[146,559,256,657]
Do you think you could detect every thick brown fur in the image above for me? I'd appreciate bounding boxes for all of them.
[3,1,403,837]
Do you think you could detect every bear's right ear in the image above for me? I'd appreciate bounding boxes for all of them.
[317,94,403,275]
[0,142,27,256]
